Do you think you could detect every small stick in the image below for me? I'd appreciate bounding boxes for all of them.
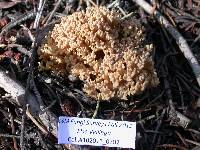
[121,12,134,20]
[85,0,96,7]
[156,144,188,150]
[0,11,36,36]
[92,101,100,119]
[0,68,29,106]
[33,0,46,29]
[20,25,35,42]
[150,109,166,150]
[185,139,200,147]
[0,134,20,139]
[0,72,62,146]
[107,0,118,9]
[187,129,200,135]
[175,131,188,147]
[7,44,31,57]
[9,110,19,150]
[133,0,200,87]
[19,105,27,150]
[26,108,48,135]
[44,0,62,26]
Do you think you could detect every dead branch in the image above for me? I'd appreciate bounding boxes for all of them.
[0,11,36,36]
[0,67,78,149]
[133,0,200,87]
[0,67,54,132]
[33,0,46,29]
[44,0,62,26]
[0,68,40,114]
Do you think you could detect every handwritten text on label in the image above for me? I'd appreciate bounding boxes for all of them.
[58,117,136,148]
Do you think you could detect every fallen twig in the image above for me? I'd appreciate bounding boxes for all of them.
[0,68,40,114]
[0,134,20,139]
[92,101,100,119]
[9,109,19,150]
[33,0,46,29]
[0,11,36,36]
[0,68,48,129]
[156,144,188,150]
[132,0,200,87]
[150,109,166,150]
[7,44,31,57]
[175,131,189,148]
[44,0,62,26]
[185,139,200,147]
[20,105,27,150]
[0,69,78,149]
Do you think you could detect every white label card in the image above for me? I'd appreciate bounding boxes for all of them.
[58,117,136,149]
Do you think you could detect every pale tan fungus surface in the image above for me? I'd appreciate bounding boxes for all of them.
[38,6,159,100]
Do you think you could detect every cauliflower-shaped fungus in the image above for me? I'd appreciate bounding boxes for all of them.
[39,6,159,100]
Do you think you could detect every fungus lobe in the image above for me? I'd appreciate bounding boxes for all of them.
[39,6,159,100]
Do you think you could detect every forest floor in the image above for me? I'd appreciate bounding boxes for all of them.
[0,0,200,150]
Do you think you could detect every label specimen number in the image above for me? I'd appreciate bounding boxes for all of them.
[58,117,136,148]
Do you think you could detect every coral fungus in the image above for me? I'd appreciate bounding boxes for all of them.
[38,6,159,100]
